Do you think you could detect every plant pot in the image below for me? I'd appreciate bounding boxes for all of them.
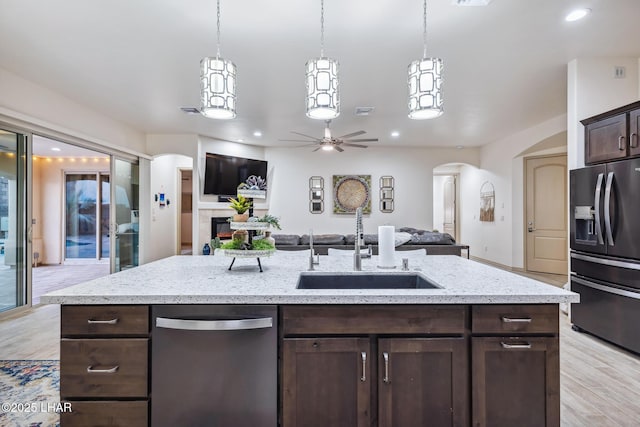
[232,229,249,243]
[233,212,249,222]
[264,231,276,247]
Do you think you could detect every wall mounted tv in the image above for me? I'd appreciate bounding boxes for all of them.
[203,153,268,197]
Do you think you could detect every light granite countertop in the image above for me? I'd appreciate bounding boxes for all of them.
[41,251,579,305]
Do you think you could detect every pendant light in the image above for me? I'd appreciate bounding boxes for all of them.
[200,0,236,120]
[305,0,340,120]
[408,0,443,119]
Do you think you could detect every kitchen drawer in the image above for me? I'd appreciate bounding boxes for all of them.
[62,305,149,337]
[60,401,148,427]
[60,338,148,398]
[472,305,558,335]
[282,305,467,335]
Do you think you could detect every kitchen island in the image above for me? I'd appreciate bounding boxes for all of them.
[42,252,578,427]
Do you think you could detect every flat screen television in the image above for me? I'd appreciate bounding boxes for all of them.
[203,153,268,196]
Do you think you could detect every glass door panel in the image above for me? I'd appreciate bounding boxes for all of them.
[112,158,139,272]
[0,129,26,313]
[65,174,97,259]
[100,173,110,259]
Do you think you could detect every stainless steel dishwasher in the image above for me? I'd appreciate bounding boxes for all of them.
[151,305,277,427]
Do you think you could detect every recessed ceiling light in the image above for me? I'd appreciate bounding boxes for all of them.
[456,145,464,149]
[51,147,61,152]
[253,131,262,137]
[391,131,400,138]
[565,8,591,22]
[236,139,244,143]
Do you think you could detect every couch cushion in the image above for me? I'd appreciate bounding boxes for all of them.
[410,232,456,245]
[272,234,301,245]
[345,234,378,245]
[301,234,345,245]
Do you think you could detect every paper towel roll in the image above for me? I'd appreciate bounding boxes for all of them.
[378,225,396,268]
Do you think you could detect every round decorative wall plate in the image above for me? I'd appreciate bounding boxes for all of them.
[333,175,371,213]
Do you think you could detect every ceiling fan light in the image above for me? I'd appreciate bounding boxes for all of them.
[321,144,334,151]
[201,56,237,120]
[306,57,340,120]
[408,57,443,120]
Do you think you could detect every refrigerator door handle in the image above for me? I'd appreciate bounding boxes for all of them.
[572,276,640,300]
[594,173,604,245]
[604,172,614,246]
[571,252,640,270]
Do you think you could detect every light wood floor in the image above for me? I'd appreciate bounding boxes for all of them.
[32,263,110,305]
[1,276,639,425]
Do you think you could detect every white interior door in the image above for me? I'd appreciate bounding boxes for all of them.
[443,176,456,238]
[525,155,568,275]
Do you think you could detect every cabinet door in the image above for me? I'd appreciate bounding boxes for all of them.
[378,338,468,427]
[282,338,372,427]
[585,113,627,164]
[472,337,559,427]
[630,108,640,157]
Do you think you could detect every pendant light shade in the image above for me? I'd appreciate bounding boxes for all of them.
[201,0,236,120]
[305,57,340,120]
[408,0,443,120]
[408,57,443,119]
[201,56,236,119]
[306,0,340,120]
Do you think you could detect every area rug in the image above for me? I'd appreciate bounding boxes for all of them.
[0,360,60,427]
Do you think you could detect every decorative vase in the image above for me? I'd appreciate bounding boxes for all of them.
[232,229,249,243]
[264,231,276,247]
[233,212,249,222]
[202,243,211,255]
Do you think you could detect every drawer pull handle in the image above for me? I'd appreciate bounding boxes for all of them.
[360,352,367,382]
[501,342,532,349]
[87,318,119,325]
[383,352,390,383]
[87,365,119,374]
[501,316,532,323]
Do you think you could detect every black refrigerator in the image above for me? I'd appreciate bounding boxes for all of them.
[570,157,640,354]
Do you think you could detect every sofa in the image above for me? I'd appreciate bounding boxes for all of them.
[273,228,469,257]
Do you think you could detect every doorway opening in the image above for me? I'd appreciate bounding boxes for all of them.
[179,169,192,255]
[433,165,461,243]
[31,135,110,304]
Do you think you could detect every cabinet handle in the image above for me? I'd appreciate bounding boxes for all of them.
[618,135,626,150]
[501,316,532,323]
[383,352,390,383]
[631,133,638,149]
[360,352,367,382]
[87,365,119,374]
[500,342,532,349]
[87,318,119,325]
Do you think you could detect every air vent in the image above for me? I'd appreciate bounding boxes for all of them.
[452,0,492,5]
[180,107,201,114]
[355,107,375,116]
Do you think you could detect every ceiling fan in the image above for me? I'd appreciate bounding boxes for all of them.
[280,120,378,152]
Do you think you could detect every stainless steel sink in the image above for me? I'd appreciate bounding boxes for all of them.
[296,272,442,290]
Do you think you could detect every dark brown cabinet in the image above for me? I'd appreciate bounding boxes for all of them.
[60,305,149,427]
[282,338,372,427]
[378,338,468,427]
[471,305,560,427]
[280,305,469,427]
[582,101,640,164]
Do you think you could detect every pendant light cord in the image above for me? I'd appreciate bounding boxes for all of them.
[320,0,325,57]
[216,0,221,58]
[422,0,428,59]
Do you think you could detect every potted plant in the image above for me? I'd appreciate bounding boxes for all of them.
[229,194,251,222]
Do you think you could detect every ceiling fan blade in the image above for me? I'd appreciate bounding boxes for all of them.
[345,138,378,142]
[278,138,321,142]
[312,147,322,152]
[291,131,320,140]
[334,146,344,152]
[337,130,366,139]
[342,143,368,148]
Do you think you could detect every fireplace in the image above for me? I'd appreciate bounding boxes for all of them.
[211,217,232,239]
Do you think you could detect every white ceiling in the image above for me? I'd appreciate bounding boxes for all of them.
[1,0,639,149]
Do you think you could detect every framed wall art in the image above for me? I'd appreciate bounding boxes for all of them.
[333,175,371,214]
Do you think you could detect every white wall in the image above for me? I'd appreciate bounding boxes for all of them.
[459,115,567,268]
[148,154,193,262]
[0,67,145,154]
[264,147,480,235]
[567,57,640,170]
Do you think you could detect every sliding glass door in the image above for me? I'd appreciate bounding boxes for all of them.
[111,157,139,272]
[0,129,27,313]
